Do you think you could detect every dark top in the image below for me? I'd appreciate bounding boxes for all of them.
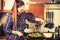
[4,12,35,40]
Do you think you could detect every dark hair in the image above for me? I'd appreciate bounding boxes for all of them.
[16,1,25,8]
[26,13,34,16]
[16,0,22,3]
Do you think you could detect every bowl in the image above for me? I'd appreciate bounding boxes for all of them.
[43,33,53,38]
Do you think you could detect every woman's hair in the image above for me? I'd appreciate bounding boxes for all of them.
[16,1,25,8]
[16,0,22,3]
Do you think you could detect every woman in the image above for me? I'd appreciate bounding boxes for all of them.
[4,1,45,40]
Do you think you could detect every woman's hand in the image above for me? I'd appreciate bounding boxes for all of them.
[35,18,46,24]
[12,30,23,36]
[17,31,23,36]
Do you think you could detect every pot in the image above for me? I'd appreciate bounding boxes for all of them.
[24,28,35,33]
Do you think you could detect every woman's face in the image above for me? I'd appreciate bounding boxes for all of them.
[18,5,25,14]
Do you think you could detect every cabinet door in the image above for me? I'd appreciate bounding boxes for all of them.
[0,0,1,10]
[0,0,3,10]
[29,4,44,18]
[30,0,50,3]
[3,0,15,10]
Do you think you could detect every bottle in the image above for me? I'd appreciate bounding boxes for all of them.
[51,0,55,3]
[58,26,60,39]
[53,27,58,40]
[55,27,58,35]
[53,33,56,40]
[55,27,58,40]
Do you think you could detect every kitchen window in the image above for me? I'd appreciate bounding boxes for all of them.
[46,11,54,23]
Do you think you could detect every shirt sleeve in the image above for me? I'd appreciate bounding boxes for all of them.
[26,13,35,21]
[4,13,13,35]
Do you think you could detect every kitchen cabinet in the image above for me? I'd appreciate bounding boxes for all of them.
[29,0,50,18]
[44,4,60,27]
[0,0,17,26]
[30,0,50,2]
[29,4,44,18]
[0,0,3,10]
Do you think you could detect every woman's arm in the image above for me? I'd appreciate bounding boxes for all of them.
[4,13,23,36]
[35,18,46,24]
[4,13,13,35]
[12,30,23,36]
[26,13,45,23]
